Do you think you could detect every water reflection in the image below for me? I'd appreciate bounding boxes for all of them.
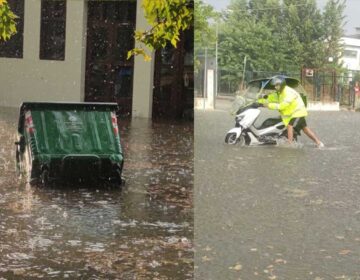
[0,107,193,279]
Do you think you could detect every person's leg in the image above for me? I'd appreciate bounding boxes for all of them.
[295,117,324,147]
[287,118,301,143]
[303,126,322,146]
[287,124,294,143]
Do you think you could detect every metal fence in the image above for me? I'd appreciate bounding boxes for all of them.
[195,64,360,108]
[301,68,360,107]
[195,68,300,97]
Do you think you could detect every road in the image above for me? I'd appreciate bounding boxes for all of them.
[0,107,193,279]
[195,103,360,279]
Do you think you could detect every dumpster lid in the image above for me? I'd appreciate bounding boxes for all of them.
[18,102,119,134]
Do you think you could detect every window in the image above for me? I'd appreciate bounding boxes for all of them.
[88,1,136,24]
[115,67,133,97]
[0,0,25,58]
[86,0,137,106]
[343,49,358,59]
[40,0,66,60]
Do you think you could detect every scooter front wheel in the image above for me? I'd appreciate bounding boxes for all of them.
[225,132,238,145]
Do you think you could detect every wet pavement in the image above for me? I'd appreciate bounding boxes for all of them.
[195,104,360,279]
[0,107,193,279]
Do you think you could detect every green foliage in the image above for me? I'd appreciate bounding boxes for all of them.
[128,0,193,61]
[282,0,325,68]
[194,0,218,72]
[0,0,18,41]
[219,17,273,73]
[194,0,218,50]
[353,71,360,83]
[217,0,346,86]
[322,0,346,70]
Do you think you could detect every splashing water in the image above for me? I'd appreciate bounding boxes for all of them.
[0,107,194,280]
[276,138,304,148]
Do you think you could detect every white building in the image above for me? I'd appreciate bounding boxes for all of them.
[341,31,360,72]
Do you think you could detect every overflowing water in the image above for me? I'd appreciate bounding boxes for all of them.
[195,108,360,279]
[0,107,193,279]
[275,138,304,149]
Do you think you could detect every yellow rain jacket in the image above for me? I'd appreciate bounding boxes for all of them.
[258,85,307,126]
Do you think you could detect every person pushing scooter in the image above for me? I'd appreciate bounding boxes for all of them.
[258,77,324,148]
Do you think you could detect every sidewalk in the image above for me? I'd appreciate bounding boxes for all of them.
[197,96,356,112]
[194,95,235,112]
[214,95,234,111]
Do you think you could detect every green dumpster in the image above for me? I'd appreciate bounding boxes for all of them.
[15,102,124,186]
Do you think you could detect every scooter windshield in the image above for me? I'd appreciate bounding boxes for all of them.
[230,80,266,115]
[230,76,307,115]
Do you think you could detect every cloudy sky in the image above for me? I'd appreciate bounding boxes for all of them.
[204,0,360,35]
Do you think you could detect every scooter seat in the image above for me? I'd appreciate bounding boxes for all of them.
[255,118,283,130]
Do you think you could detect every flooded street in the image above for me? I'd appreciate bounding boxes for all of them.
[0,107,193,279]
[195,108,360,279]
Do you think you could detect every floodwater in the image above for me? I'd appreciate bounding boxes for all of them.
[195,108,360,279]
[0,107,193,279]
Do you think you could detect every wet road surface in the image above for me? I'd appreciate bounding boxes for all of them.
[0,107,193,279]
[195,107,360,279]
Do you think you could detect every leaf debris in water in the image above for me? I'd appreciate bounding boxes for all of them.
[229,263,242,271]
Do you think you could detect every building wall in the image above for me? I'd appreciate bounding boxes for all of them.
[131,0,155,118]
[0,0,156,119]
[0,0,87,108]
[341,37,360,71]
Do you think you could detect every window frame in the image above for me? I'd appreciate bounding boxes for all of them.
[343,49,358,59]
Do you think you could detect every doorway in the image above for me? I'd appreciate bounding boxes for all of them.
[85,1,136,116]
[152,28,194,119]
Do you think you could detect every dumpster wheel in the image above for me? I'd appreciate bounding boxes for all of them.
[41,169,50,187]
[110,167,123,187]
[115,168,122,186]
[15,145,21,177]
[21,147,34,184]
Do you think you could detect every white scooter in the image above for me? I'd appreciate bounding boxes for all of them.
[225,101,296,145]
[225,76,307,146]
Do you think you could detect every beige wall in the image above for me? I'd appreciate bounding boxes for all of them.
[0,0,155,119]
[131,0,155,118]
[0,0,87,108]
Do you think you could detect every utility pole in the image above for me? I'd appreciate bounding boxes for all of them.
[215,23,218,97]
[241,56,247,90]
[203,47,208,111]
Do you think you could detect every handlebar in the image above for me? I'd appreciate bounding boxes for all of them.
[251,102,263,108]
